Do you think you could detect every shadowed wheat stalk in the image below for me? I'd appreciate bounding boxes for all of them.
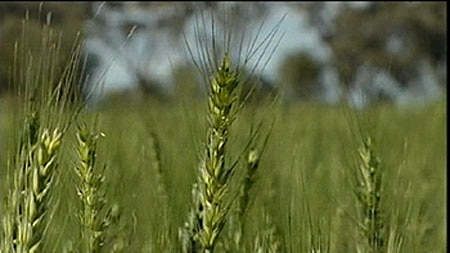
[253,178,282,253]
[233,149,260,250]
[149,132,173,252]
[217,148,261,253]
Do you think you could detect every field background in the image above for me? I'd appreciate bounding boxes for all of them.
[1,95,446,252]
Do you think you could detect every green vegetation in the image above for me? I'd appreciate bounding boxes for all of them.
[0,5,446,253]
[0,86,447,253]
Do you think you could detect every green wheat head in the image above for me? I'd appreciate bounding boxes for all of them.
[200,53,239,252]
[75,123,116,253]
[355,136,384,253]
[180,53,240,253]
[2,127,62,253]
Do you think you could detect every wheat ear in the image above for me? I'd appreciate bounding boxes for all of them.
[74,123,110,253]
[181,53,240,253]
[355,136,384,253]
[7,127,62,252]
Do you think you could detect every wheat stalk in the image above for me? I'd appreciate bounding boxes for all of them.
[198,53,239,253]
[354,136,384,253]
[2,127,62,253]
[1,109,39,252]
[181,53,240,253]
[254,179,282,253]
[2,8,89,252]
[233,149,260,250]
[178,4,285,252]
[74,123,112,253]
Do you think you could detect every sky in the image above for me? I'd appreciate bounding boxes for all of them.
[83,2,334,103]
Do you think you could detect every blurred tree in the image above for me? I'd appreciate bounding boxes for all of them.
[328,2,446,89]
[279,52,322,102]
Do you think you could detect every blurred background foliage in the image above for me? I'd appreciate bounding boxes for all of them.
[328,2,446,88]
[0,2,89,94]
[0,2,446,106]
[280,53,322,101]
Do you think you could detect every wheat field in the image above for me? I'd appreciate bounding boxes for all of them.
[0,6,447,253]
